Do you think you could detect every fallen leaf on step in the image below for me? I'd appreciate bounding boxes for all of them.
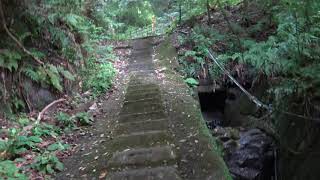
[99,171,108,179]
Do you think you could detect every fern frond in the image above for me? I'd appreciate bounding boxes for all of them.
[22,67,40,82]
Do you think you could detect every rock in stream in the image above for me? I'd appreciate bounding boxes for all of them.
[213,128,275,180]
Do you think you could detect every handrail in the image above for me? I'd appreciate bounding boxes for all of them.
[206,49,320,123]
[207,49,270,110]
[112,21,173,40]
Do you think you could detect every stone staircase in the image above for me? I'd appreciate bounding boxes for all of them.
[105,39,182,179]
[106,77,181,180]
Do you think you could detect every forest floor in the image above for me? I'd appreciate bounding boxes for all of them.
[0,40,131,179]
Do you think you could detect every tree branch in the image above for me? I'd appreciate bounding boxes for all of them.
[0,0,44,65]
[37,98,66,124]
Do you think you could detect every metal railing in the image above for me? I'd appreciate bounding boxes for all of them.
[112,22,174,40]
[206,48,320,123]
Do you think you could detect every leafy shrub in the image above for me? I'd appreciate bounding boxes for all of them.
[32,124,62,138]
[56,112,75,130]
[0,129,42,160]
[47,142,70,152]
[32,152,64,174]
[83,61,115,97]
[74,112,93,126]
[0,160,27,179]
[184,78,199,87]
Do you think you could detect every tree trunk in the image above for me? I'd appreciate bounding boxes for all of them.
[179,1,182,25]
[207,0,211,25]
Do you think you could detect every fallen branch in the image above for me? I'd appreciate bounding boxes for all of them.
[36,98,66,124]
[20,98,66,135]
[0,0,44,65]
[177,30,188,35]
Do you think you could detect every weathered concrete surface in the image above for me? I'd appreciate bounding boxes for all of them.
[105,38,180,179]
[108,146,176,168]
[107,166,181,180]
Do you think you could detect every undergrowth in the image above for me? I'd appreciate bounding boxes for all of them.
[0,0,116,178]
[178,0,320,116]
[0,111,93,178]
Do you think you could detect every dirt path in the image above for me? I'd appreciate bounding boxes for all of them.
[57,37,230,180]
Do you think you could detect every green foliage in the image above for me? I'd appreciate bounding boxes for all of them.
[0,160,27,179]
[83,60,115,97]
[177,0,320,116]
[47,142,70,152]
[178,25,225,78]
[184,78,199,87]
[32,152,64,174]
[56,112,75,129]
[0,0,102,116]
[32,123,62,138]
[0,50,22,72]
[74,112,93,126]
[0,128,42,159]
[224,1,320,101]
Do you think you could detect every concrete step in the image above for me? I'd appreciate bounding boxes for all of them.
[128,80,155,87]
[108,146,176,169]
[128,63,154,70]
[124,97,162,104]
[129,70,155,74]
[106,166,182,180]
[126,87,160,96]
[129,74,150,80]
[121,102,163,115]
[110,131,172,151]
[124,91,161,102]
[126,84,159,93]
[115,119,168,135]
[130,55,152,61]
[119,111,166,123]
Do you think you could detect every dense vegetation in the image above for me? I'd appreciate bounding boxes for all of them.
[0,0,115,178]
[0,0,319,179]
[175,0,320,179]
[176,0,320,114]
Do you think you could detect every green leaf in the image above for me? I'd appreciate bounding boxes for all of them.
[14,148,27,154]
[46,164,54,174]
[55,161,64,171]
[184,78,199,87]
[19,32,32,42]
[0,160,27,179]
[0,140,7,151]
[28,136,42,143]
[58,67,75,81]
[47,143,61,151]
[46,64,63,92]
[47,142,68,151]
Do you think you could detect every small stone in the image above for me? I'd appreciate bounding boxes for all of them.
[181,159,188,163]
